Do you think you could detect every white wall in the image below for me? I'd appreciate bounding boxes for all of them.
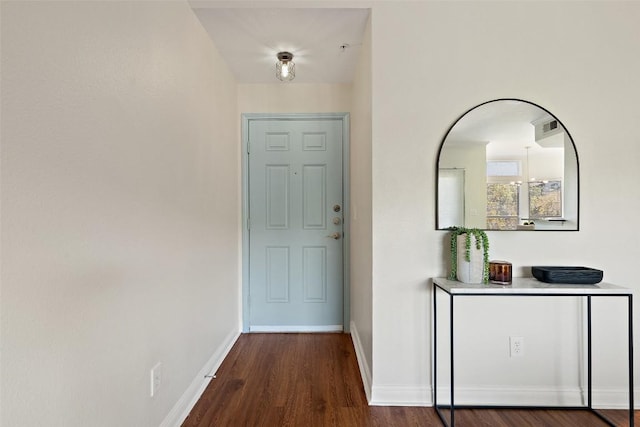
[439,145,488,229]
[238,83,352,113]
[370,0,640,406]
[1,2,240,426]
[349,15,373,400]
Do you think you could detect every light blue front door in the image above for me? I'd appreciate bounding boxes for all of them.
[248,118,343,331]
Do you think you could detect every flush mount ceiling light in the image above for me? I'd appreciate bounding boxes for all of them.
[276,51,295,82]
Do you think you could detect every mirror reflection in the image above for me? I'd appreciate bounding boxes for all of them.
[437,99,579,231]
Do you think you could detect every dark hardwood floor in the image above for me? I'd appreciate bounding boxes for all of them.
[182,333,636,426]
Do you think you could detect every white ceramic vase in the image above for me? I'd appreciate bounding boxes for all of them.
[456,234,484,283]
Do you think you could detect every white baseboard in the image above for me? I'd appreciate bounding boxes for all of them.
[378,384,639,409]
[159,329,240,427]
[349,320,372,403]
[370,385,431,406]
[433,385,583,407]
[249,325,343,332]
[591,388,638,409]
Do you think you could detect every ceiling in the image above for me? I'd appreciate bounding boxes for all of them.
[190,7,370,84]
[446,100,558,157]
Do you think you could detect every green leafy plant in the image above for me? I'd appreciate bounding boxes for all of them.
[448,226,490,283]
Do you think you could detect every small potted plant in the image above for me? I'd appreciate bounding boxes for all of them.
[448,226,490,284]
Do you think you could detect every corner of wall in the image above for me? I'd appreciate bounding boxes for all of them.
[160,329,240,427]
[349,320,372,403]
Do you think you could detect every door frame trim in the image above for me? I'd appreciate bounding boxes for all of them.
[241,113,350,333]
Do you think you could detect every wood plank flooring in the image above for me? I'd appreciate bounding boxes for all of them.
[182,333,636,426]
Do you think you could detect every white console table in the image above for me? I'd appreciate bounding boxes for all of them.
[432,277,634,427]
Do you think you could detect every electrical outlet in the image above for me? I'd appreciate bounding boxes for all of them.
[150,362,162,397]
[510,336,524,357]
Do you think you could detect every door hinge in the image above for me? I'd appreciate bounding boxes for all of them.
[247,217,251,229]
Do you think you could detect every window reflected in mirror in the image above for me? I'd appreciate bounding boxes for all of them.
[436,99,579,231]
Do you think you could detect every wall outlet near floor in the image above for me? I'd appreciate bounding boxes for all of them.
[510,336,524,357]
[150,362,162,397]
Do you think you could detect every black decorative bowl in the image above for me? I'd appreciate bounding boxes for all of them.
[531,266,603,284]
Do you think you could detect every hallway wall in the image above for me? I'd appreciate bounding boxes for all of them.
[1,2,240,426]
[369,0,640,405]
[349,14,374,400]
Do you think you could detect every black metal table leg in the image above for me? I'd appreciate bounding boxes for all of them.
[433,283,438,412]
[434,284,448,426]
[433,284,455,427]
[629,294,634,427]
[450,293,455,427]
[587,295,593,409]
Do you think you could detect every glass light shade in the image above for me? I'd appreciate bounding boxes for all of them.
[276,52,295,81]
[276,60,295,81]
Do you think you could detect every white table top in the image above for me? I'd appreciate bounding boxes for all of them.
[433,277,632,295]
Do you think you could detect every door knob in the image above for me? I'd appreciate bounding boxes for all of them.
[326,232,341,240]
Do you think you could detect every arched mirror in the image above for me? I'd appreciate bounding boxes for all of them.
[436,99,579,231]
